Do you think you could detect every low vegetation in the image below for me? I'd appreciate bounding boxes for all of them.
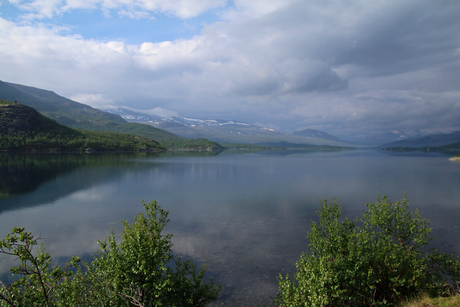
[274,195,460,306]
[399,292,460,307]
[0,201,220,306]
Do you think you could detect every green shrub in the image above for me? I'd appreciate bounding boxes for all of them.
[0,201,220,306]
[274,195,460,307]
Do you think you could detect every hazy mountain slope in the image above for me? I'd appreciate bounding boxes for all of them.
[379,130,460,148]
[159,124,350,146]
[435,141,460,153]
[343,130,444,146]
[293,129,349,143]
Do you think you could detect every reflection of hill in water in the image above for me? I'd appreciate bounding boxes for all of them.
[0,151,224,214]
[0,154,78,199]
[0,153,153,213]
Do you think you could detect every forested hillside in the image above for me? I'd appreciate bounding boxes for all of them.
[0,100,165,152]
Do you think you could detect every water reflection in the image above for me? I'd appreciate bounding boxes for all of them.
[0,150,459,306]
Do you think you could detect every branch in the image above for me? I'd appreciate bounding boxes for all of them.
[0,281,17,307]
[118,287,145,307]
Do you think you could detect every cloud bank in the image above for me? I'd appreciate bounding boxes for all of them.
[1,0,460,137]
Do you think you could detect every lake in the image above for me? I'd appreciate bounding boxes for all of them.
[1,149,460,306]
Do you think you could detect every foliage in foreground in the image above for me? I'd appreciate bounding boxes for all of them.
[0,201,220,306]
[274,195,460,307]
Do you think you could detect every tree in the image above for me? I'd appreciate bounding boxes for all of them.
[274,195,460,307]
[0,201,220,307]
[0,227,80,307]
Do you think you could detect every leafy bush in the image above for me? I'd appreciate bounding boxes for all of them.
[274,195,460,307]
[0,201,220,306]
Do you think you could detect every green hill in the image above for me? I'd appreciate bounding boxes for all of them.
[0,81,223,150]
[0,100,165,152]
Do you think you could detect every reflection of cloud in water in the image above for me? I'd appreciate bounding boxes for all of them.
[69,184,118,201]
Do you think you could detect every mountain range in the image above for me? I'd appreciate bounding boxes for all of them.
[105,107,356,147]
[1,80,460,149]
[107,107,460,148]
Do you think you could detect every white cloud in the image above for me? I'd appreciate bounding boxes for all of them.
[135,38,206,71]
[9,0,227,19]
[230,0,290,18]
[118,9,152,19]
[69,93,117,109]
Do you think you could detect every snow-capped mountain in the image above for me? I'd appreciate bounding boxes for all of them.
[104,107,352,146]
[105,107,260,129]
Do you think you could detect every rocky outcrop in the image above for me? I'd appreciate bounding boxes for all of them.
[0,102,42,136]
[0,100,77,138]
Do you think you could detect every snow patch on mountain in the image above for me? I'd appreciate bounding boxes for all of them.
[105,107,263,129]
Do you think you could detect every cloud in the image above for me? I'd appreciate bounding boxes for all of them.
[9,0,227,19]
[1,0,460,137]
[333,1,460,77]
[118,9,152,20]
[69,93,117,109]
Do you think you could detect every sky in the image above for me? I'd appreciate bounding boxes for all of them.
[1,0,460,138]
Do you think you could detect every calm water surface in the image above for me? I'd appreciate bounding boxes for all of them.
[1,150,460,306]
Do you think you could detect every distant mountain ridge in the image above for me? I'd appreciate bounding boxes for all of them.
[379,130,460,148]
[341,130,444,146]
[107,107,357,147]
